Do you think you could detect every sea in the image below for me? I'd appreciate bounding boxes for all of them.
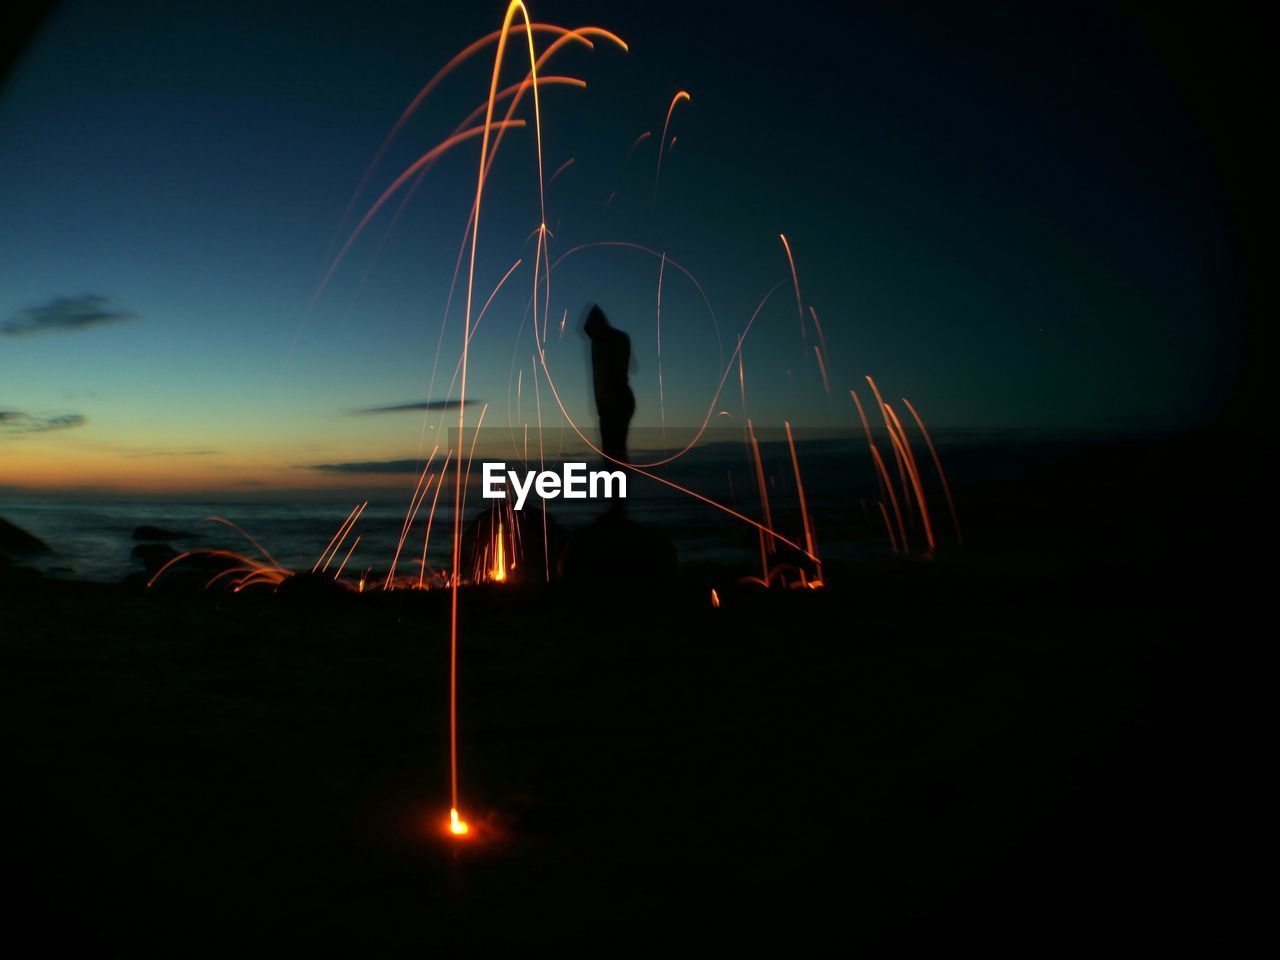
[0,433,1061,583]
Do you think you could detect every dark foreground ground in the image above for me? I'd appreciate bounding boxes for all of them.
[0,432,1266,956]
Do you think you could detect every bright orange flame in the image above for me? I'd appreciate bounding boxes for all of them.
[710,588,720,608]
[449,807,470,837]
[492,520,508,582]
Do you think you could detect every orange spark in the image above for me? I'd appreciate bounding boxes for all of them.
[883,403,935,553]
[334,536,360,580]
[548,156,575,187]
[813,345,830,396]
[711,588,720,608]
[903,397,963,546]
[492,520,508,582]
[870,443,909,552]
[625,129,652,161]
[653,90,690,201]
[307,120,527,315]
[779,233,807,351]
[785,421,822,581]
[314,501,365,573]
[453,0,549,819]
[418,450,453,588]
[865,375,912,520]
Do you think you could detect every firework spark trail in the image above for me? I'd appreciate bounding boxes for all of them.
[450,1,552,830]
[418,450,454,588]
[748,420,775,579]
[785,421,822,582]
[359,76,584,288]
[207,516,282,569]
[903,397,963,546]
[809,306,829,363]
[531,353,549,580]
[581,349,822,552]
[529,283,817,561]
[334,536,361,580]
[501,240,729,467]
[653,91,690,202]
[422,28,624,455]
[548,241,724,367]
[809,306,831,395]
[385,446,440,588]
[492,519,508,581]
[813,345,830,396]
[865,375,913,523]
[625,129,652,160]
[883,402,935,553]
[146,549,287,591]
[324,503,368,573]
[869,444,909,552]
[326,23,599,253]
[330,26,614,463]
[849,388,891,510]
[548,156,575,187]
[303,120,527,321]
[656,251,667,452]
[779,233,807,353]
[314,501,365,572]
[460,404,492,511]
[533,277,777,468]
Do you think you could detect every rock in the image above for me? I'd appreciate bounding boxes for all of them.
[0,517,51,555]
[131,542,179,574]
[131,525,198,541]
[275,572,351,601]
[558,511,677,581]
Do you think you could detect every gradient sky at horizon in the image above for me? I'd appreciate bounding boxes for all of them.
[0,0,1240,494]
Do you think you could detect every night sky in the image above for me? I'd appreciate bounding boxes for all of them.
[0,0,1242,494]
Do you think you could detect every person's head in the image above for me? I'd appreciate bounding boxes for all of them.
[583,303,610,335]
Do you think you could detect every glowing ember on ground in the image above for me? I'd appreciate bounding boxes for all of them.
[449,808,471,837]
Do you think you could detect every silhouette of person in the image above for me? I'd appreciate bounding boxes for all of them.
[584,304,635,471]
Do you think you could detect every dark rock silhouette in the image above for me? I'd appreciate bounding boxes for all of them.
[558,511,677,581]
[131,542,179,574]
[0,517,51,555]
[276,572,351,601]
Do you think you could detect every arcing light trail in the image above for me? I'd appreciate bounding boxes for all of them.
[451,0,548,838]
[151,3,965,843]
[653,90,690,202]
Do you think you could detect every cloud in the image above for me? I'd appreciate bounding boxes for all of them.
[352,399,478,415]
[122,448,221,458]
[2,295,137,337]
[303,458,426,474]
[0,411,88,436]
